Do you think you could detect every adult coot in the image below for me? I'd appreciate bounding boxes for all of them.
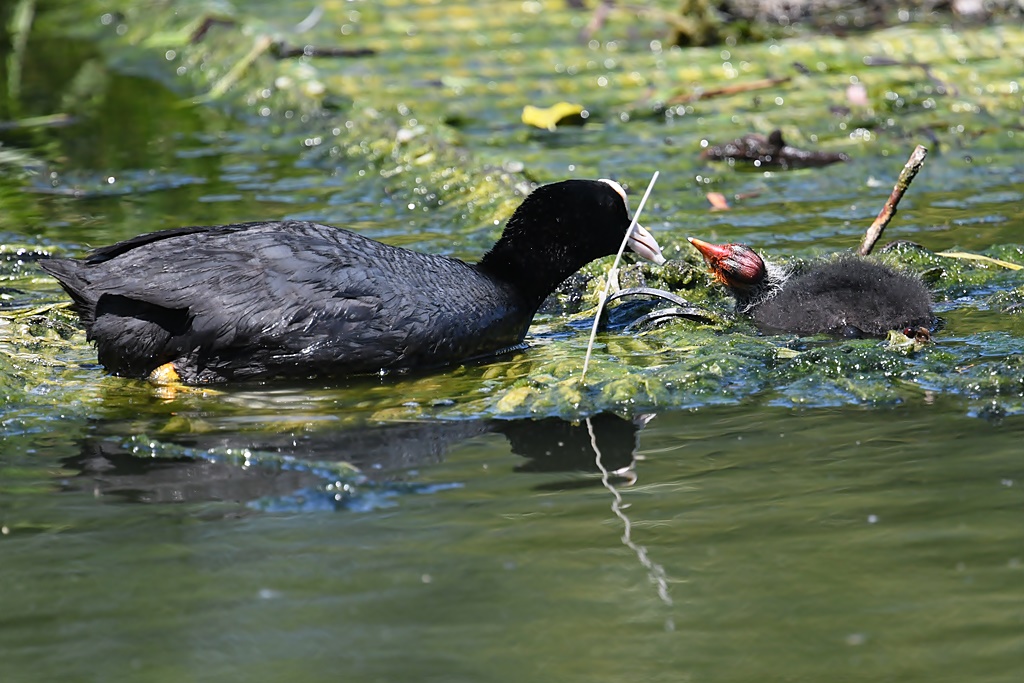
[687,237,933,337]
[40,179,665,383]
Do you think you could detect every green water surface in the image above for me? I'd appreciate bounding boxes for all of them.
[1,2,1022,682]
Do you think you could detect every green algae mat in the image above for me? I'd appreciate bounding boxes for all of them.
[3,0,1024,421]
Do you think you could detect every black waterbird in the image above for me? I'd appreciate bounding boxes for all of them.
[701,129,850,169]
[40,179,666,383]
[687,237,934,337]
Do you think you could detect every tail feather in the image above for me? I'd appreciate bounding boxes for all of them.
[38,258,97,325]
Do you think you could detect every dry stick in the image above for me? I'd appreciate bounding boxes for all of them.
[579,0,615,43]
[271,43,375,59]
[197,34,275,103]
[580,171,659,384]
[0,113,74,132]
[189,16,237,44]
[667,76,791,105]
[858,145,928,256]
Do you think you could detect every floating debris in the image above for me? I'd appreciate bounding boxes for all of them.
[701,129,850,169]
[521,102,587,131]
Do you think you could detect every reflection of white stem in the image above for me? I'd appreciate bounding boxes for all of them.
[587,417,672,607]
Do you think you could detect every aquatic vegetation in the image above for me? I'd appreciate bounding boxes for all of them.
[1,0,1023,427]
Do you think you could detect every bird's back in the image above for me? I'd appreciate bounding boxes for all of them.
[752,256,933,337]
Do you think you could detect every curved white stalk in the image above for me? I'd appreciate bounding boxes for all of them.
[580,171,659,383]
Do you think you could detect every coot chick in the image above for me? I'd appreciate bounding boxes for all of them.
[40,179,666,384]
[687,237,933,337]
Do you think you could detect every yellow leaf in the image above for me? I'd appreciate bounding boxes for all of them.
[521,102,587,131]
[935,251,1023,270]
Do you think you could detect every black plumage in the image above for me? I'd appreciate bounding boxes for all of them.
[39,179,665,383]
[687,237,934,337]
[700,129,850,169]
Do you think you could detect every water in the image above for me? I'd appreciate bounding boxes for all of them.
[2,2,1023,682]
[2,404,1021,682]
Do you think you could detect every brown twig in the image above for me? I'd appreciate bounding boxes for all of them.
[197,34,275,102]
[579,0,615,43]
[857,145,928,256]
[190,16,237,44]
[270,42,376,59]
[0,113,74,131]
[667,76,790,105]
[863,56,958,96]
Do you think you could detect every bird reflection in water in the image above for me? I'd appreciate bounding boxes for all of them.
[63,411,674,614]
[61,413,652,509]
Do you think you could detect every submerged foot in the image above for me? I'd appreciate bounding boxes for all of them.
[148,362,181,385]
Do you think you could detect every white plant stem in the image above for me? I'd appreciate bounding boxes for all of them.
[580,171,659,384]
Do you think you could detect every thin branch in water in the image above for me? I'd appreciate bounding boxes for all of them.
[189,16,237,44]
[0,113,74,132]
[857,145,928,256]
[862,56,958,96]
[271,43,375,59]
[579,0,615,43]
[580,172,659,383]
[667,76,791,105]
[0,301,71,321]
[935,251,1023,270]
[588,417,673,608]
[196,34,275,103]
